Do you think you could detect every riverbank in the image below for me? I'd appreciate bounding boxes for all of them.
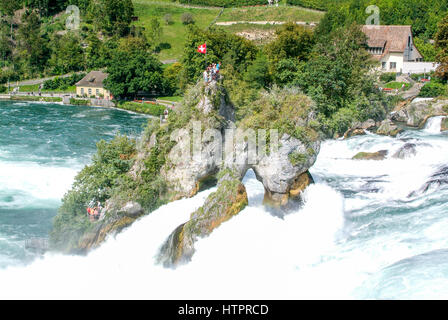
[0,93,178,118]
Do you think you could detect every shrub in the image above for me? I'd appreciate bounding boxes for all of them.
[0,85,6,93]
[51,134,137,250]
[380,72,396,83]
[163,14,174,25]
[419,82,447,97]
[181,13,195,25]
[70,98,90,106]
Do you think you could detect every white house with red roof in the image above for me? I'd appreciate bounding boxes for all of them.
[362,25,437,74]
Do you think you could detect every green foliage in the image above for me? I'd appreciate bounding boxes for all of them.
[163,62,183,95]
[0,85,6,93]
[178,0,266,7]
[264,22,315,86]
[69,98,90,105]
[435,14,448,81]
[148,18,163,48]
[43,73,86,90]
[163,14,174,25]
[243,51,271,89]
[181,13,195,25]
[414,37,439,62]
[221,65,260,121]
[88,0,134,36]
[118,102,167,116]
[180,25,258,88]
[380,72,396,83]
[51,134,137,250]
[16,10,50,78]
[48,33,85,74]
[296,24,389,136]
[288,151,308,166]
[265,22,315,64]
[286,0,339,10]
[239,86,319,145]
[104,45,167,98]
[317,0,448,39]
[419,82,448,97]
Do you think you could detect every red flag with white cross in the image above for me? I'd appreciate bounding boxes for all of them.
[197,43,207,54]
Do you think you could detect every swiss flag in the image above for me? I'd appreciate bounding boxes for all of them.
[197,43,207,54]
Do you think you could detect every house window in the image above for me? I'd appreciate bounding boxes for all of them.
[382,62,387,70]
[390,62,397,70]
[88,88,92,95]
[81,88,84,95]
[96,89,100,95]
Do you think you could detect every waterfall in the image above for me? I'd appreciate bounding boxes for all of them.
[424,116,445,134]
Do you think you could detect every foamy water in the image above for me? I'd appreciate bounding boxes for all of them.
[2,106,448,299]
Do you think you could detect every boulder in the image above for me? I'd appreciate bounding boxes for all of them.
[352,150,388,161]
[376,119,403,137]
[392,143,417,159]
[344,128,366,139]
[343,119,377,139]
[119,202,144,217]
[253,134,320,207]
[442,117,448,132]
[157,168,248,267]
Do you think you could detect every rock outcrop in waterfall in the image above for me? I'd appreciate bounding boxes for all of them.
[50,80,321,263]
[390,98,448,128]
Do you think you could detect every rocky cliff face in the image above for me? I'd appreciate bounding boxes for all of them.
[55,80,321,260]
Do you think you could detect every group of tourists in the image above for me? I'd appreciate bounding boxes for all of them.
[86,201,103,221]
[203,63,221,83]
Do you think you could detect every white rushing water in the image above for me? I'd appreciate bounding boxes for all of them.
[2,117,448,299]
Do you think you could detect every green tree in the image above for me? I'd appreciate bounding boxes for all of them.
[163,62,183,95]
[89,0,134,36]
[244,51,271,89]
[414,37,439,62]
[435,14,448,81]
[148,18,163,50]
[16,10,50,77]
[0,0,21,41]
[49,33,84,74]
[265,23,315,64]
[104,47,167,98]
[296,24,388,136]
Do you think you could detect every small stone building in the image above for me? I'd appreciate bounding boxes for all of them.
[75,71,112,99]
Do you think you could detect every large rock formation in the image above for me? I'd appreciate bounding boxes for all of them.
[155,83,321,267]
[51,80,321,258]
[390,98,448,127]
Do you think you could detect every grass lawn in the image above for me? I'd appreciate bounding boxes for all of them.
[385,82,411,91]
[157,96,183,102]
